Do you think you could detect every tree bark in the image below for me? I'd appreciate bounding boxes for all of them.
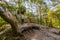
[0,7,18,35]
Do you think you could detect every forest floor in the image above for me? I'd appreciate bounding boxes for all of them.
[0,23,60,40]
[17,23,60,40]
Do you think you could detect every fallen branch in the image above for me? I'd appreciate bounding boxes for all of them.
[0,27,11,36]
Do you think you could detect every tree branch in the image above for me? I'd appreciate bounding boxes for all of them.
[0,7,18,34]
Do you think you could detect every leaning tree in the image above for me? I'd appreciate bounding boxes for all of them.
[0,0,41,40]
[0,0,60,40]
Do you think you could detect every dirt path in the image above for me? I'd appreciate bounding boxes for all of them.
[18,23,60,40]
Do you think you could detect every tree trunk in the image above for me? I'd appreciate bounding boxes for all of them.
[0,8,18,36]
